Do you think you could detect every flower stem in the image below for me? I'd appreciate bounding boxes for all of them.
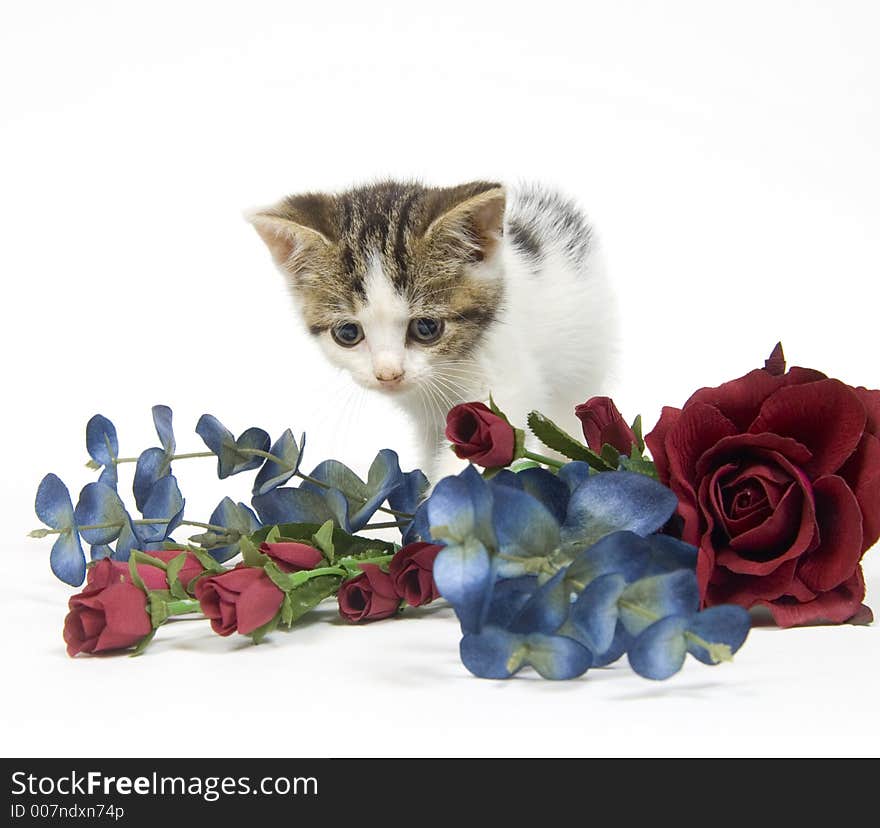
[180,520,232,533]
[113,451,214,465]
[522,449,565,469]
[164,599,201,616]
[361,521,405,530]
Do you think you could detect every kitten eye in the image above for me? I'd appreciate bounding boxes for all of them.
[408,317,444,344]
[331,322,364,347]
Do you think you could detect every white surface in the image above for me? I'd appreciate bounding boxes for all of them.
[2,0,879,757]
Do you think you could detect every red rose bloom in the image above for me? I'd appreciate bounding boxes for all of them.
[63,582,153,657]
[575,396,638,455]
[259,541,324,573]
[389,542,443,607]
[338,564,400,623]
[194,567,284,636]
[646,345,880,627]
[86,549,205,593]
[445,402,515,468]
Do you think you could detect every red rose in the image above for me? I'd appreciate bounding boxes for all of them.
[194,567,284,636]
[259,541,324,573]
[86,549,205,593]
[338,564,400,622]
[63,582,152,657]
[646,345,880,627]
[389,542,443,607]
[445,402,515,468]
[575,396,638,455]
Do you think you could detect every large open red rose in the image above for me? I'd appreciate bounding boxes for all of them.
[646,345,879,627]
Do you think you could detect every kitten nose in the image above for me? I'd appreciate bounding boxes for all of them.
[375,366,405,384]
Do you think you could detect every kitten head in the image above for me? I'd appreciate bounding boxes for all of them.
[248,181,505,395]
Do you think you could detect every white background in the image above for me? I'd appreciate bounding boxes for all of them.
[2,0,878,757]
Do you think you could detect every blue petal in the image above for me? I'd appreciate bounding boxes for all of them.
[35,474,75,530]
[74,482,127,544]
[645,534,700,574]
[490,484,560,575]
[137,475,185,543]
[196,414,270,478]
[567,572,627,653]
[460,626,522,679]
[509,569,570,634]
[50,530,86,586]
[113,516,142,561]
[565,530,652,589]
[86,414,118,468]
[90,544,113,561]
[433,538,493,633]
[523,633,593,679]
[558,461,592,493]
[387,467,429,517]
[97,465,118,490]
[349,450,404,531]
[133,447,168,512]
[515,467,570,524]
[252,429,305,496]
[562,471,678,549]
[252,486,348,530]
[628,615,689,680]
[618,570,700,636]
[152,405,175,456]
[400,499,433,544]
[686,605,751,664]
[427,465,494,548]
[207,498,261,562]
[486,576,539,627]
[490,469,523,489]
[592,621,633,667]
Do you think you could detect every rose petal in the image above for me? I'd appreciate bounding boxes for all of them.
[92,584,152,652]
[763,568,867,627]
[695,432,812,479]
[235,573,284,635]
[749,379,866,477]
[855,387,880,437]
[797,475,863,592]
[665,403,739,496]
[838,433,880,552]
[705,558,799,607]
[644,406,682,484]
[686,368,785,431]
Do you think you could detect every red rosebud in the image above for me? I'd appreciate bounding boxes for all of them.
[445,402,515,468]
[194,567,284,636]
[645,345,880,627]
[389,542,443,607]
[63,582,153,657]
[85,549,205,593]
[574,396,638,455]
[337,564,400,623]
[259,541,324,573]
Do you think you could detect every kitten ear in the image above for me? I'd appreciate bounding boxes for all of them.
[247,194,336,269]
[423,185,506,263]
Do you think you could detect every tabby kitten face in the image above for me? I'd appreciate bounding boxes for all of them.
[249,181,506,394]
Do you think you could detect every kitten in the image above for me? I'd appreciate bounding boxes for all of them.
[249,181,617,481]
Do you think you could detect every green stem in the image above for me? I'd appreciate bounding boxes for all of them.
[165,599,201,616]
[180,520,232,533]
[361,521,405,530]
[522,449,565,469]
[113,451,214,465]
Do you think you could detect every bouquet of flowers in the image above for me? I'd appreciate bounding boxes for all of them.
[31,345,877,681]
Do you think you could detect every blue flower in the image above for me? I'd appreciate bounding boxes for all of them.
[198,498,261,563]
[34,474,86,586]
[86,415,119,489]
[133,405,176,511]
[196,414,270,479]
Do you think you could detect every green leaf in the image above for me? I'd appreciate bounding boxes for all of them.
[527,411,614,470]
[600,443,621,469]
[148,592,171,628]
[311,520,336,563]
[488,394,512,424]
[249,523,396,560]
[285,575,342,625]
[248,614,280,645]
[240,535,269,568]
[619,452,659,479]
[187,545,227,573]
[280,593,294,627]
[129,629,157,657]
[631,414,645,453]
[165,552,189,601]
[263,561,297,592]
[512,427,527,463]
[127,554,147,593]
[265,525,282,544]
[509,459,541,472]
